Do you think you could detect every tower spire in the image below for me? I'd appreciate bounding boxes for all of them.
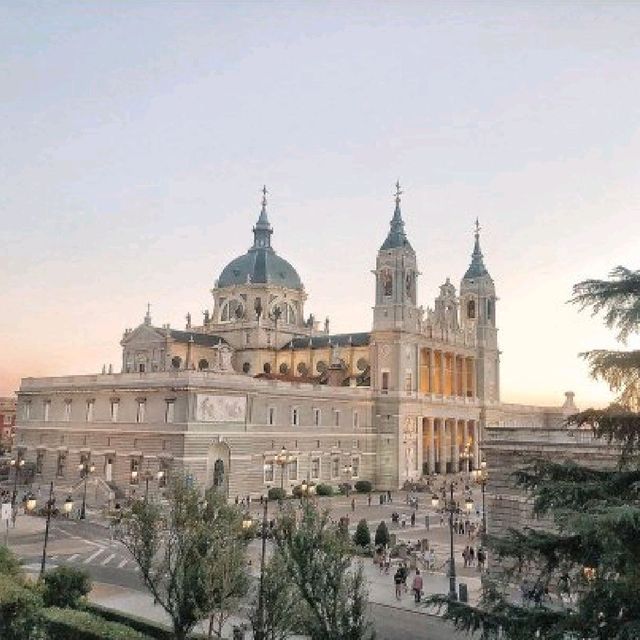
[463,218,490,279]
[144,302,152,326]
[252,185,273,250]
[380,180,413,251]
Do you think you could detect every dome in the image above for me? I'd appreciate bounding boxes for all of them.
[218,249,303,289]
[216,188,303,290]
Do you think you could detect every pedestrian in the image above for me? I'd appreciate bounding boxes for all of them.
[429,548,435,570]
[351,498,355,512]
[399,562,408,593]
[387,490,392,503]
[462,546,469,568]
[368,493,372,507]
[412,569,424,603]
[379,494,384,506]
[477,547,485,572]
[394,567,403,600]
[410,511,416,527]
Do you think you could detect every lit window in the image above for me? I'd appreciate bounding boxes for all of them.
[311,457,321,480]
[165,400,175,424]
[130,458,140,485]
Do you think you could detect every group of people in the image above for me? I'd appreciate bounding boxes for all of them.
[393,563,424,603]
[462,544,486,571]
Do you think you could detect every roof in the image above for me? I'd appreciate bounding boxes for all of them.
[463,232,491,280]
[169,330,229,347]
[380,196,413,251]
[218,249,302,289]
[282,332,371,350]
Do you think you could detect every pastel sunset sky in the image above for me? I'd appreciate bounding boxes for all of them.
[2,2,639,407]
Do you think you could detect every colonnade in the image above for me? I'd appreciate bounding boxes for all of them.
[421,417,480,475]
[418,348,476,397]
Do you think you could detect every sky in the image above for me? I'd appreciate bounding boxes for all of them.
[1,1,639,407]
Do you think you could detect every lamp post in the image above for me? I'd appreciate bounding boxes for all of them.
[343,463,353,497]
[432,481,473,600]
[474,461,488,533]
[460,440,472,485]
[27,482,74,578]
[275,446,292,492]
[9,456,25,524]
[78,461,96,520]
[254,496,269,640]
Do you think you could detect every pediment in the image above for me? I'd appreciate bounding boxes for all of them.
[121,324,167,346]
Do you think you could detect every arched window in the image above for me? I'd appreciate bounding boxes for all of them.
[297,362,308,375]
[381,269,393,297]
[263,362,272,374]
[220,299,244,322]
[242,362,251,374]
[171,356,182,370]
[279,363,289,374]
[467,300,476,319]
[271,302,296,325]
[198,359,209,371]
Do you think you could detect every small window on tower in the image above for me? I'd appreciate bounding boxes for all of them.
[487,299,494,321]
[381,269,393,297]
[467,300,475,319]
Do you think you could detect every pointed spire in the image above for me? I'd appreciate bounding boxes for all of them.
[252,185,273,249]
[144,302,152,326]
[380,180,413,251]
[463,218,490,279]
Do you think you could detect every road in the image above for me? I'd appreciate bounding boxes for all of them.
[14,517,473,639]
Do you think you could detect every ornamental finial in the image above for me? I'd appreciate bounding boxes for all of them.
[474,217,481,237]
[395,180,403,205]
[261,185,268,211]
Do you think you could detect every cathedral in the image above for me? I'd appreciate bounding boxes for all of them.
[14,185,569,502]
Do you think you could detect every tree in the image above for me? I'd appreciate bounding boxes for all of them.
[249,552,304,640]
[273,502,374,640]
[427,266,640,639]
[42,566,91,608]
[117,477,249,640]
[353,519,371,547]
[374,521,390,547]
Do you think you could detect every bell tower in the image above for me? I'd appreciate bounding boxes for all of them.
[460,219,500,402]
[372,182,419,333]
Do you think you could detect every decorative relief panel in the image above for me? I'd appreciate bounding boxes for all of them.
[196,395,246,423]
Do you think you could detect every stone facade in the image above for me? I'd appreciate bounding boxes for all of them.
[13,186,571,501]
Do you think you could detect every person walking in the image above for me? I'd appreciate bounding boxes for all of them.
[351,497,355,512]
[368,493,372,507]
[394,567,403,600]
[412,569,424,603]
[410,511,416,527]
[399,562,408,593]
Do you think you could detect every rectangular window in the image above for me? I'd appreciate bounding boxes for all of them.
[313,408,320,426]
[23,402,31,420]
[334,410,340,427]
[43,401,50,422]
[288,458,298,482]
[351,456,360,478]
[56,451,66,477]
[86,400,94,422]
[130,458,140,485]
[63,401,72,422]
[353,411,359,428]
[311,457,321,480]
[136,400,146,423]
[381,371,389,392]
[36,451,44,475]
[405,372,412,393]
[268,407,275,426]
[291,408,299,426]
[263,461,275,483]
[110,401,119,423]
[158,459,170,487]
[331,457,340,480]
[165,400,175,424]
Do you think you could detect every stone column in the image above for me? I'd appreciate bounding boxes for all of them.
[473,420,481,467]
[427,418,435,474]
[472,359,477,397]
[462,357,468,398]
[440,352,446,396]
[452,355,459,397]
[438,419,447,474]
[429,348,435,393]
[417,417,424,477]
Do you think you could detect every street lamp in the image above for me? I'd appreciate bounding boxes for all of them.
[460,440,472,483]
[242,513,253,530]
[78,461,96,520]
[474,461,488,533]
[9,456,25,524]
[254,496,269,640]
[275,446,293,492]
[343,463,353,497]
[31,482,74,577]
[431,481,459,600]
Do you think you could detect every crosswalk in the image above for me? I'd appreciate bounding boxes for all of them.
[51,538,140,572]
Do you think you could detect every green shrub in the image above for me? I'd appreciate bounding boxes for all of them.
[374,521,390,547]
[83,603,174,640]
[267,487,286,501]
[0,574,44,640]
[338,483,352,495]
[44,607,152,639]
[0,545,23,577]
[353,519,371,547]
[354,480,372,494]
[315,483,334,497]
[43,566,92,608]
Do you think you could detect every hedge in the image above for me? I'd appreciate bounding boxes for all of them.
[315,483,333,496]
[0,575,43,640]
[43,607,153,640]
[267,487,286,501]
[354,480,372,493]
[83,603,175,640]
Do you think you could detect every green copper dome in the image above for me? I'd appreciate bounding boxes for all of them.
[217,190,303,290]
